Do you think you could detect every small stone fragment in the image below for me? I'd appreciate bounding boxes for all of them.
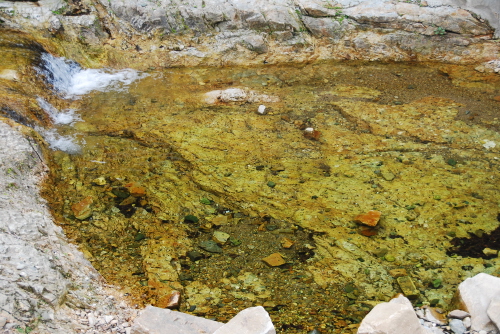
[384,255,396,262]
[165,291,181,309]
[71,196,93,220]
[354,210,382,227]
[389,269,407,278]
[262,253,286,267]
[303,128,321,141]
[482,248,498,257]
[124,182,146,197]
[135,232,146,241]
[199,240,223,253]
[280,237,294,249]
[213,231,230,245]
[199,222,213,232]
[493,96,500,102]
[397,276,420,299]
[119,195,136,206]
[258,105,266,114]
[200,198,211,205]
[187,250,203,262]
[184,215,199,223]
[381,170,395,181]
[92,176,107,185]
[267,181,276,188]
[228,237,242,246]
[212,215,228,226]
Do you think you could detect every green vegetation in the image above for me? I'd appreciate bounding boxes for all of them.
[51,6,67,15]
[434,26,446,35]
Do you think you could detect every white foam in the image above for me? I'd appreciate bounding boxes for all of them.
[36,127,82,155]
[37,53,145,99]
[36,97,81,125]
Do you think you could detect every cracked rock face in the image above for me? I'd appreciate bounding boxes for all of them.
[0,0,498,69]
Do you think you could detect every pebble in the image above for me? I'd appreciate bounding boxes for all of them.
[124,182,146,197]
[381,170,395,181]
[397,276,419,299]
[213,231,230,245]
[258,105,266,114]
[448,310,470,319]
[164,291,181,309]
[199,240,223,253]
[389,268,407,277]
[187,250,203,261]
[212,215,229,226]
[92,176,107,185]
[262,253,286,267]
[71,196,94,220]
[280,237,294,249]
[449,318,467,334]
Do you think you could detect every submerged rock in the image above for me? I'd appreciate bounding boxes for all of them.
[354,210,382,227]
[71,196,93,220]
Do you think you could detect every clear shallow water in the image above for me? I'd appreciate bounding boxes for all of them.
[33,57,500,332]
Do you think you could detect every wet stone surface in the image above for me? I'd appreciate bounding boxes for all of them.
[38,61,500,333]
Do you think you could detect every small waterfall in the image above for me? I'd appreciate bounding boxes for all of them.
[36,53,145,99]
[34,53,146,154]
[36,97,81,125]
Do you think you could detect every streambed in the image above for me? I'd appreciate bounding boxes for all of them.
[2,32,500,332]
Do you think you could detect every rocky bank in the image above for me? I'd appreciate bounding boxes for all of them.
[0,0,499,68]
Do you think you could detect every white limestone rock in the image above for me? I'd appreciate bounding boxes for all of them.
[487,297,500,332]
[458,273,500,332]
[448,310,471,320]
[357,295,428,334]
[213,306,276,334]
[130,305,223,334]
[204,88,280,104]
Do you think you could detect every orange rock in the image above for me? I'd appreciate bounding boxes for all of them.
[212,215,229,226]
[493,96,500,102]
[262,253,286,267]
[354,210,382,226]
[124,182,146,197]
[359,226,378,237]
[281,237,294,249]
[71,196,93,220]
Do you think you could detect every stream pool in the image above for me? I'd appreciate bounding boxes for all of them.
[2,30,500,332]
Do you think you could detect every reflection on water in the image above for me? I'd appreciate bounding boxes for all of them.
[40,60,500,333]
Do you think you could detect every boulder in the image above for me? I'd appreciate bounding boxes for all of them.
[130,305,224,334]
[457,273,500,332]
[213,306,276,334]
[357,295,427,334]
